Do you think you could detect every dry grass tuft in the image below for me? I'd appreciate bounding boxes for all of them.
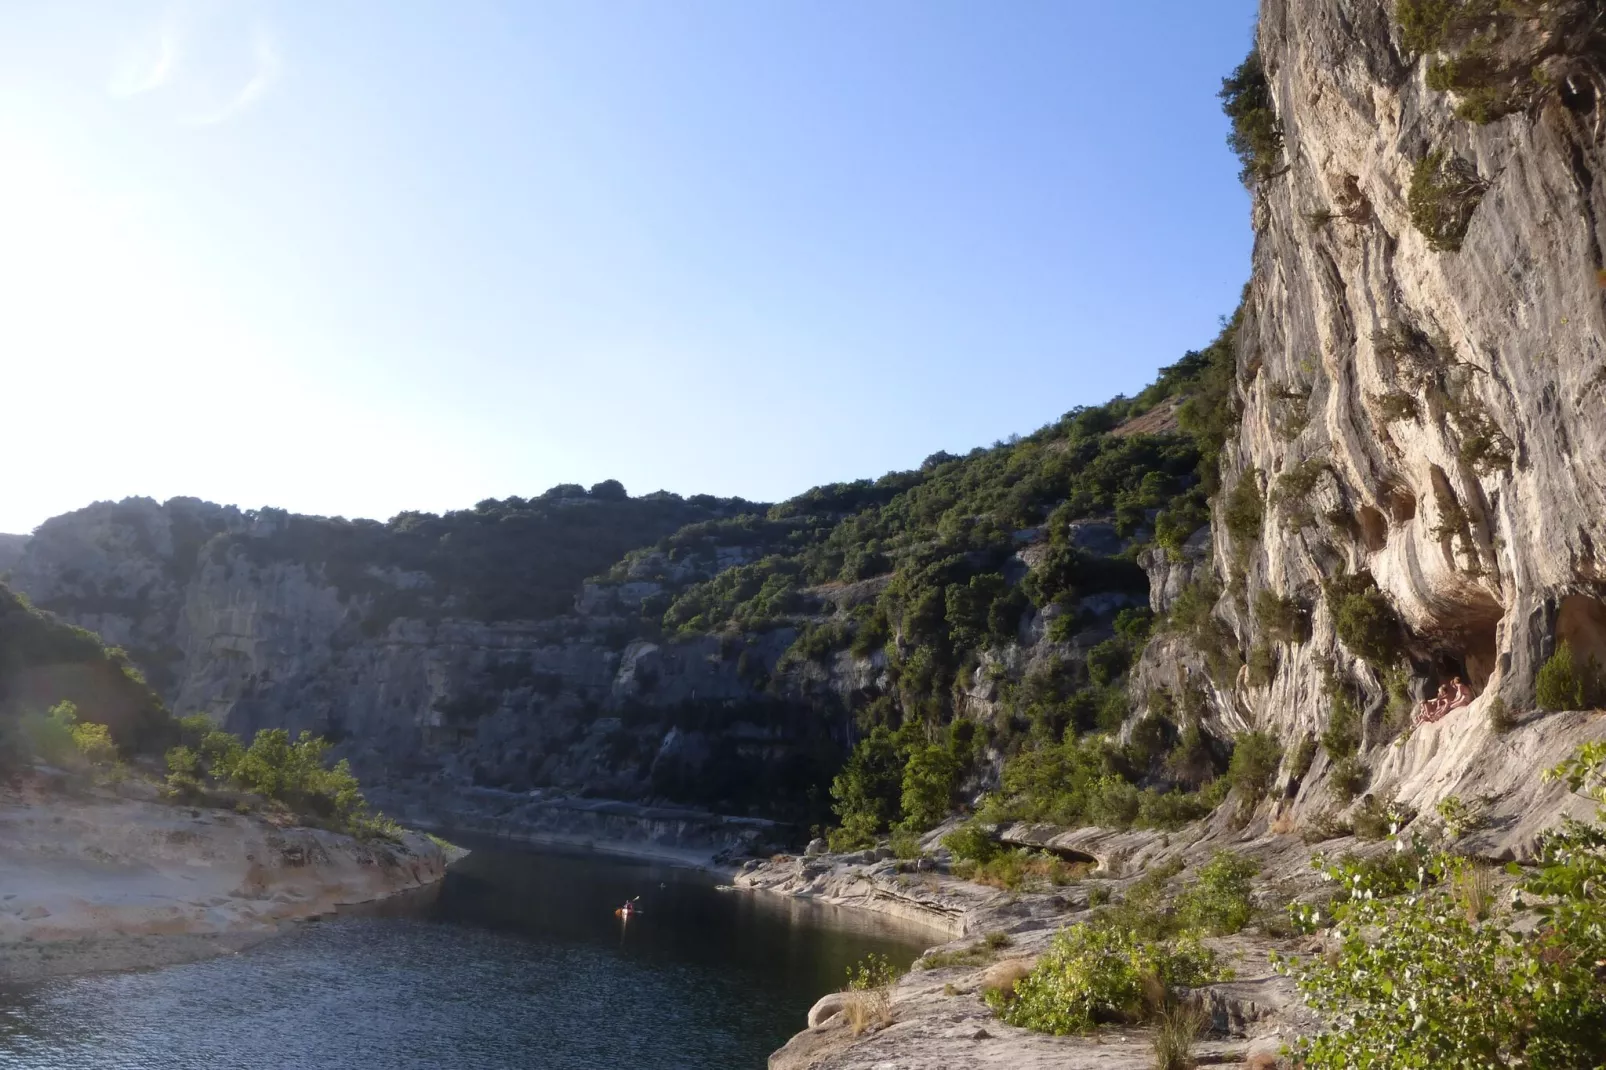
[841,987,892,1036]
[1151,995,1208,1070]
[1453,862,1494,923]
[979,958,1035,1004]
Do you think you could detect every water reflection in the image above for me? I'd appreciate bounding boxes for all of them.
[0,844,931,1070]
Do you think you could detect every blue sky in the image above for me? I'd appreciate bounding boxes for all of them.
[0,1,1257,533]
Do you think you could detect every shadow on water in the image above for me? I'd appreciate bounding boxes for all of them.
[0,842,934,1070]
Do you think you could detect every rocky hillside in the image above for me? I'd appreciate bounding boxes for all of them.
[11,0,1606,847]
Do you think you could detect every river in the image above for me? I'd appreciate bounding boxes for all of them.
[0,843,932,1069]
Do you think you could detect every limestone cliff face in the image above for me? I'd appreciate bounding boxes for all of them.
[1200,0,1606,811]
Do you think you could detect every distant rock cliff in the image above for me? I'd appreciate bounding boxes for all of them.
[0,534,27,576]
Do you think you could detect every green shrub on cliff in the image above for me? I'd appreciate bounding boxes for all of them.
[1536,641,1605,711]
[1407,149,1487,252]
[1176,850,1261,935]
[1224,731,1282,807]
[1325,572,1405,668]
[11,700,121,772]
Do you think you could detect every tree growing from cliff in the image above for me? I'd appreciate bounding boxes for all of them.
[1219,48,1282,186]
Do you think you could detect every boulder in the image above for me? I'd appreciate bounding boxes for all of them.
[806,991,847,1029]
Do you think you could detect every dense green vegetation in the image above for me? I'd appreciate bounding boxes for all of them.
[600,308,1247,841]
[988,854,1263,1035]
[990,924,1221,1035]
[167,717,399,840]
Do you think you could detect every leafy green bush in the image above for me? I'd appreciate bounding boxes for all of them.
[1225,731,1282,806]
[829,727,906,847]
[955,848,1086,891]
[1351,796,1413,841]
[19,701,80,767]
[1222,470,1265,545]
[1246,642,1276,688]
[991,924,1222,1034]
[1166,578,1242,686]
[1329,755,1370,802]
[1136,788,1216,830]
[887,827,924,860]
[1254,589,1308,643]
[1321,687,1362,759]
[1280,759,1606,1070]
[898,743,959,832]
[1176,851,1261,935]
[1435,794,1487,840]
[845,952,904,991]
[942,819,1000,864]
[1536,640,1604,711]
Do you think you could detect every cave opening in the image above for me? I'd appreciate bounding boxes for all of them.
[1388,486,1417,524]
[1556,594,1606,672]
[1420,605,1502,698]
[1357,505,1388,553]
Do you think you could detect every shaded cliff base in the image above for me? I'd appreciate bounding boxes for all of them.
[369,782,789,871]
[0,776,449,984]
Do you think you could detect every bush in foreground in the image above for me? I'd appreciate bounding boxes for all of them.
[989,924,1221,1035]
[1176,850,1261,935]
[1275,742,1606,1066]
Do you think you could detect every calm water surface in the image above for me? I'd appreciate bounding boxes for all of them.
[0,844,932,1069]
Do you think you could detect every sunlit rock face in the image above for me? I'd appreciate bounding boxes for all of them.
[1208,0,1606,756]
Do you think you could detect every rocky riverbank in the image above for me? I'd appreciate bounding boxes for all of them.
[746,737,1606,1070]
[0,776,450,983]
[744,822,1313,1070]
